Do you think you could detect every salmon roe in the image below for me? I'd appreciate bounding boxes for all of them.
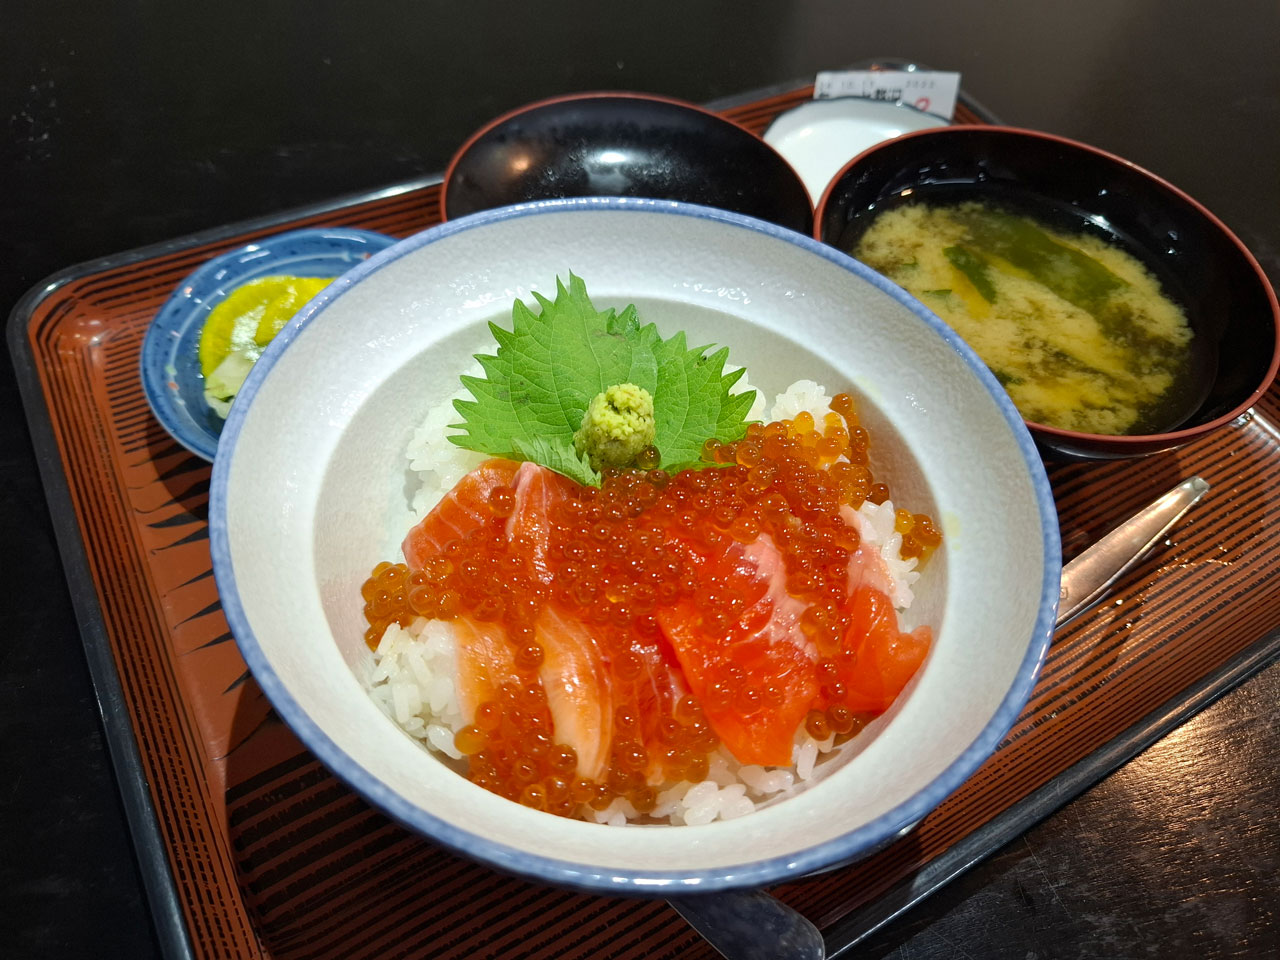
[361,393,940,819]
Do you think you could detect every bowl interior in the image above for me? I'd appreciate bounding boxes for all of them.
[212,200,1058,890]
[140,227,397,460]
[443,94,813,234]
[817,127,1279,449]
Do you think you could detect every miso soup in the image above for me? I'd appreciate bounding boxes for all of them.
[854,200,1196,436]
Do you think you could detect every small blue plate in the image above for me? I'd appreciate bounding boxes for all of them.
[140,227,397,461]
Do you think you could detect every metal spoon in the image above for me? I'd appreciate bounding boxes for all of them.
[669,476,1210,960]
[1057,476,1209,625]
[668,889,826,960]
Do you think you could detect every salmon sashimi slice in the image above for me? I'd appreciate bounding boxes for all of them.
[658,533,818,767]
[536,605,614,780]
[402,458,575,584]
[402,457,521,569]
[838,585,931,714]
[505,461,577,585]
[535,602,686,785]
[453,617,522,725]
[846,542,900,599]
[627,634,688,784]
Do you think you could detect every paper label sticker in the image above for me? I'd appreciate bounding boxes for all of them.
[814,70,961,121]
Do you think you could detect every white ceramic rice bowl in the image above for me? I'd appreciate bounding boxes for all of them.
[210,197,1060,893]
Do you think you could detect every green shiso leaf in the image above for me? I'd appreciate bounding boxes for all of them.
[513,435,600,487]
[652,336,749,470]
[448,273,756,484]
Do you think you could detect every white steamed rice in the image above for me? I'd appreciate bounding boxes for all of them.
[365,375,921,824]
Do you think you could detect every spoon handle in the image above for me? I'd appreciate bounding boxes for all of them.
[1057,476,1210,627]
[667,890,826,960]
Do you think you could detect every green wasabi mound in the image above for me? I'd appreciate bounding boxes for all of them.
[573,383,656,471]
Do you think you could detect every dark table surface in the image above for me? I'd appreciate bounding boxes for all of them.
[4,2,1278,958]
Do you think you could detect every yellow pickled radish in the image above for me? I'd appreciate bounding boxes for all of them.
[197,275,332,377]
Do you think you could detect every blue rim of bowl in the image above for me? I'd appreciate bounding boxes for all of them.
[209,197,1061,894]
[139,226,398,461]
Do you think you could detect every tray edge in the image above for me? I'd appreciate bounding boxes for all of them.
[6,300,198,960]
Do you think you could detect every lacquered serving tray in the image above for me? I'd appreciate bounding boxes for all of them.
[10,77,1280,960]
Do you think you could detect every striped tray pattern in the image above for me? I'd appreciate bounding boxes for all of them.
[14,85,1280,958]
